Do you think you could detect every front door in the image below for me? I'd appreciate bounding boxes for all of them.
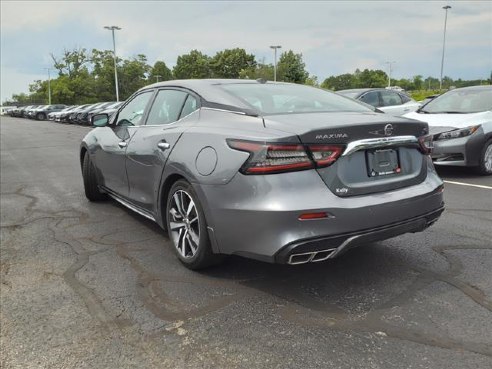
[93,90,154,197]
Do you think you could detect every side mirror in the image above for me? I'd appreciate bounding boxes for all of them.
[92,113,109,127]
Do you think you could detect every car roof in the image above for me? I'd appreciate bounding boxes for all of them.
[139,79,285,110]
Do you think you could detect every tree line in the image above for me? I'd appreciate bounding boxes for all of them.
[4,47,490,105]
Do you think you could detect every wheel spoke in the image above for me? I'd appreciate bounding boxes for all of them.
[189,216,198,225]
[169,207,182,221]
[173,193,185,217]
[188,229,200,248]
[186,233,197,254]
[179,228,188,256]
[186,199,195,217]
[169,221,186,231]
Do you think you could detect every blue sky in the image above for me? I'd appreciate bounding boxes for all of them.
[1,0,491,102]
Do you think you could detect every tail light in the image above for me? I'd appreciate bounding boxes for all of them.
[227,139,343,174]
[418,135,434,154]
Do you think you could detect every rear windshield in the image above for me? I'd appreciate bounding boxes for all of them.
[220,83,373,114]
[421,87,492,114]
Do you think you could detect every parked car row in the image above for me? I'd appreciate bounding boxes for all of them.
[7,101,123,125]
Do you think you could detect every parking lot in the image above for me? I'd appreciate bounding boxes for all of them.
[1,116,491,368]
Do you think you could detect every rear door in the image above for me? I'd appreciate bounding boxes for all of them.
[125,89,200,212]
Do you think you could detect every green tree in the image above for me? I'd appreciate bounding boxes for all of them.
[304,75,319,87]
[149,61,173,83]
[173,50,211,79]
[118,54,151,100]
[355,69,387,88]
[210,48,256,78]
[277,51,309,83]
[321,74,356,90]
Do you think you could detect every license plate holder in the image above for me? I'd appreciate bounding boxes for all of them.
[366,149,401,177]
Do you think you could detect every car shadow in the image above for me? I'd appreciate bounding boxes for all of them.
[435,165,482,179]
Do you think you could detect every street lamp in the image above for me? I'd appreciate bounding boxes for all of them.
[270,45,282,82]
[44,67,52,104]
[104,25,122,101]
[439,5,451,91]
[385,61,396,87]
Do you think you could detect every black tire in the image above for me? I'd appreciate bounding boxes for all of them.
[36,113,45,120]
[477,139,492,176]
[82,153,107,201]
[166,180,224,270]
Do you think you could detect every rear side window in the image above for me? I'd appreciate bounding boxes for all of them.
[146,90,188,125]
[180,95,198,119]
[359,91,380,107]
[380,90,403,107]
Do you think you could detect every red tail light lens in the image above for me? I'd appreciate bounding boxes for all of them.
[227,140,313,174]
[418,135,434,154]
[227,139,344,174]
[308,145,344,168]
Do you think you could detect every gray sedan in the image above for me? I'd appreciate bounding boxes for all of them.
[81,79,444,269]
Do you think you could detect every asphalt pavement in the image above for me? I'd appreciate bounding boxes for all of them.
[1,116,491,369]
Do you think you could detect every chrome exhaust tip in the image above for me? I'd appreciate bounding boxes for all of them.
[287,248,337,265]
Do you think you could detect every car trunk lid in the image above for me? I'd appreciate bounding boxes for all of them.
[263,112,430,197]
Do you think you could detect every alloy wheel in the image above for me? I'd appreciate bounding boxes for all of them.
[484,143,492,173]
[168,190,200,258]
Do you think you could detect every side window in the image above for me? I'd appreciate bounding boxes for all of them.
[146,90,188,125]
[380,91,403,107]
[116,90,153,126]
[400,93,411,103]
[179,95,198,119]
[359,91,380,107]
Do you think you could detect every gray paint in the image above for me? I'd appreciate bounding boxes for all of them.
[81,79,444,263]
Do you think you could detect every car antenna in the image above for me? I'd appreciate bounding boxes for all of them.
[256,78,267,84]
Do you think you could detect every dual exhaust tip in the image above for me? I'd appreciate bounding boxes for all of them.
[287,248,337,265]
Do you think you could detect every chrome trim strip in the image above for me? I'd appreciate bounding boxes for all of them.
[201,107,248,116]
[105,190,156,222]
[342,135,418,156]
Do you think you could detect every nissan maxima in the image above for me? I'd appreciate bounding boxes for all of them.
[81,79,444,269]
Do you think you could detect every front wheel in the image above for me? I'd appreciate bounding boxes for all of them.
[36,113,45,120]
[82,153,108,201]
[166,180,224,270]
[477,139,492,175]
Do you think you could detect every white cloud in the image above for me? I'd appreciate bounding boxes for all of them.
[1,0,491,101]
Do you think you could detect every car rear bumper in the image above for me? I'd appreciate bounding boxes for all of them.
[197,161,444,263]
[275,206,444,264]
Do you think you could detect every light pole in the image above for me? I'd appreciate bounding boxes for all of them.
[440,5,451,91]
[385,61,396,87]
[270,45,282,82]
[44,67,52,104]
[104,25,122,101]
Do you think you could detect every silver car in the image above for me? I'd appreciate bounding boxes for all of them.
[81,79,444,269]
[404,85,492,175]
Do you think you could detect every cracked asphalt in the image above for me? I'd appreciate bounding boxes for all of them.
[1,116,491,369]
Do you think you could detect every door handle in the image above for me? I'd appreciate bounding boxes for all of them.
[118,141,127,148]
[157,142,171,151]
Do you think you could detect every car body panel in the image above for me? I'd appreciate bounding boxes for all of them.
[81,79,444,265]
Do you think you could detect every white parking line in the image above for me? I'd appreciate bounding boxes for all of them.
[444,180,492,190]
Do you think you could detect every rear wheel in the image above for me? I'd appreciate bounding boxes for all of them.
[166,180,223,270]
[82,153,107,201]
[477,139,492,175]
